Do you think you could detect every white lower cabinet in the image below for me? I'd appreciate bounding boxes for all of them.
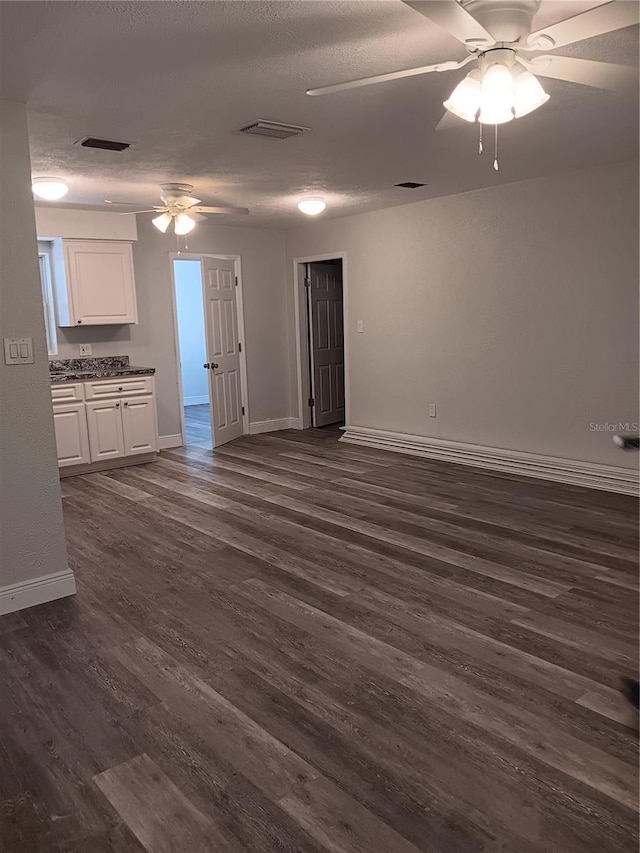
[121,396,158,456]
[53,403,91,467]
[86,400,126,461]
[53,376,158,469]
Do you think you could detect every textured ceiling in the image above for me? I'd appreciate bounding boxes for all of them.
[0,1,637,226]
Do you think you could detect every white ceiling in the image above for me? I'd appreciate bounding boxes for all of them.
[0,1,637,226]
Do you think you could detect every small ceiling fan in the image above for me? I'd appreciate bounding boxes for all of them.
[115,183,249,234]
[307,0,638,164]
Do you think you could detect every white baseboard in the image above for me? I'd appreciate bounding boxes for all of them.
[249,417,299,435]
[159,434,183,450]
[0,568,77,616]
[340,425,639,496]
[184,396,209,406]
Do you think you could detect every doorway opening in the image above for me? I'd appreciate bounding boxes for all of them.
[173,259,212,448]
[172,255,248,449]
[297,257,346,430]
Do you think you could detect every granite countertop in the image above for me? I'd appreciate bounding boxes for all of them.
[49,356,156,384]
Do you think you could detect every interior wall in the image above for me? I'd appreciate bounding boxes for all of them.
[133,216,290,437]
[0,100,69,591]
[173,259,208,406]
[37,209,290,438]
[284,160,639,469]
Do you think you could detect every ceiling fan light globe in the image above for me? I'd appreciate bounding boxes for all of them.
[32,178,69,201]
[443,73,481,122]
[478,105,514,125]
[298,197,326,216]
[152,212,172,233]
[513,71,550,118]
[480,64,515,124]
[174,212,196,235]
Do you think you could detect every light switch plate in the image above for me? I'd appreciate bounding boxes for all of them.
[4,337,34,365]
[79,344,92,356]
[356,320,364,334]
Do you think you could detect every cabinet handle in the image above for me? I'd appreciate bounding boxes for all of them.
[123,402,128,407]
[77,319,82,324]
[118,386,123,391]
[115,402,120,408]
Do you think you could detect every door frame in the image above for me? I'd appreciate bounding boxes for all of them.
[169,252,250,446]
[293,252,349,431]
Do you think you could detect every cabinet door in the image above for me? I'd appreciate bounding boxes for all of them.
[86,400,125,461]
[121,396,158,456]
[64,241,138,325]
[53,403,90,468]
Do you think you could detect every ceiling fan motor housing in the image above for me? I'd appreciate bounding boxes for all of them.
[478,46,518,72]
[462,0,541,43]
[159,183,195,204]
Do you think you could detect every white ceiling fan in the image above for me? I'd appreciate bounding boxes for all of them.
[116,183,249,234]
[307,1,638,164]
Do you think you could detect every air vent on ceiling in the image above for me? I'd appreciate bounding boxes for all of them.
[395,181,427,189]
[76,137,131,152]
[236,120,311,140]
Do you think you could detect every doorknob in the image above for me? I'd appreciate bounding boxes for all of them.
[203,363,210,369]
[212,363,219,370]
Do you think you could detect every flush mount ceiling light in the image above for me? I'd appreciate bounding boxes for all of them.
[31,177,69,201]
[307,0,638,169]
[298,197,326,216]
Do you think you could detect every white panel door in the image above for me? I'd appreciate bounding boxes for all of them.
[201,257,244,447]
[121,396,158,456]
[52,403,91,467]
[308,262,344,427]
[86,400,125,461]
[64,241,138,325]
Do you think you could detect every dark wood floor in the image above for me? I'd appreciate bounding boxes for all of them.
[184,403,212,448]
[1,428,638,852]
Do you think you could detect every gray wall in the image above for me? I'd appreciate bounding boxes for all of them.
[52,215,290,438]
[285,160,639,469]
[0,100,69,588]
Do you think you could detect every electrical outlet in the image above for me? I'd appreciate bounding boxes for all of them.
[79,344,92,356]
[428,403,437,418]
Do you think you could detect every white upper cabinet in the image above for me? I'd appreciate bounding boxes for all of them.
[57,240,138,326]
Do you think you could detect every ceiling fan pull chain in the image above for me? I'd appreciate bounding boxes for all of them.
[493,125,499,171]
[478,123,483,155]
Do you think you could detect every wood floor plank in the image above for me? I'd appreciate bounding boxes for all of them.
[93,753,227,852]
[278,775,424,853]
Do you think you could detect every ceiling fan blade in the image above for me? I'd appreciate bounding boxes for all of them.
[194,205,250,215]
[435,109,469,131]
[530,55,637,93]
[306,56,473,96]
[117,209,161,215]
[174,195,201,207]
[402,1,493,46]
[190,213,207,222]
[528,1,640,50]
